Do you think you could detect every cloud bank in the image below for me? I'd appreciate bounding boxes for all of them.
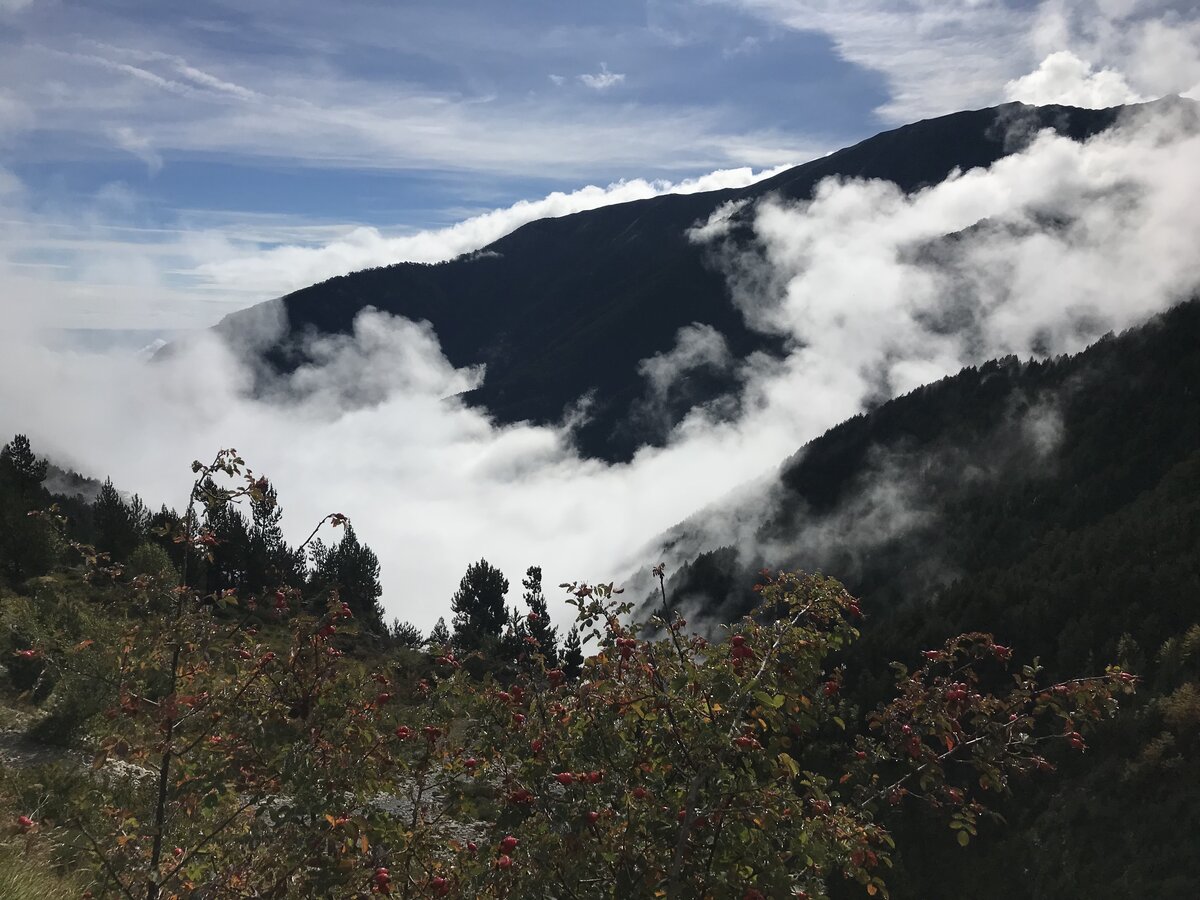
[0,163,792,330]
[1005,51,1147,108]
[191,164,793,298]
[1,101,1197,634]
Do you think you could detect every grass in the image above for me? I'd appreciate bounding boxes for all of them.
[0,843,82,900]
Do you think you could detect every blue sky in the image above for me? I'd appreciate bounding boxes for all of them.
[1,0,1198,332]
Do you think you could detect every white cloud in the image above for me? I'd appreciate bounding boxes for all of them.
[0,35,803,178]
[0,165,20,196]
[1005,50,1147,107]
[110,126,164,175]
[0,90,34,138]
[0,163,794,330]
[717,1,1200,121]
[189,164,794,298]
[714,0,1029,121]
[548,74,566,86]
[2,103,1198,634]
[578,63,626,90]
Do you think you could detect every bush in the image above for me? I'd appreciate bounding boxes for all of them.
[125,542,177,583]
[0,452,1135,899]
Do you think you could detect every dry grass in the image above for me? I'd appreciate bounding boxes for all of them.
[0,843,81,900]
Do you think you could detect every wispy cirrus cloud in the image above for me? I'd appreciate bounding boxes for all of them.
[0,3,837,179]
[578,63,626,90]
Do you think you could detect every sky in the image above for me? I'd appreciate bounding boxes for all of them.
[1,1,1199,629]
[2,0,1198,334]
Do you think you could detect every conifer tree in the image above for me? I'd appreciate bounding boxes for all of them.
[522,565,559,666]
[0,434,47,491]
[310,525,384,633]
[450,558,509,651]
[428,617,451,649]
[563,625,584,679]
[389,619,424,648]
[93,478,142,562]
[246,484,304,592]
[0,434,54,581]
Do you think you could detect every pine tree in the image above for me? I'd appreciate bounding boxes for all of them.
[389,619,425,649]
[93,478,142,562]
[202,501,251,593]
[0,434,55,581]
[246,485,304,592]
[450,558,509,651]
[310,525,384,634]
[522,565,559,666]
[562,626,584,680]
[0,434,48,491]
[428,617,451,649]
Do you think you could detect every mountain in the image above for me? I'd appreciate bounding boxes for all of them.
[213,101,1140,461]
[647,297,1200,899]
[655,294,1200,638]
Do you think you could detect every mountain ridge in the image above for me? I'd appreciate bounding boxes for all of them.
[210,99,1169,460]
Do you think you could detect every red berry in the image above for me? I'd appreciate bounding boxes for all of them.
[394,725,412,740]
[499,835,519,853]
[555,772,575,786]
[16,815,34,829]
[496,854,513,870]
[632,786,648,800]
[464,757,478,770]
[586,810,600,824]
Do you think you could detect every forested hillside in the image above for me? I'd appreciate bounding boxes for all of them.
[655,297,1200,898]
[211,100,1141,461]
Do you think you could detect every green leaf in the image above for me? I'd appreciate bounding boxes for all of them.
[956,830,970,847]
[776,752,801,777]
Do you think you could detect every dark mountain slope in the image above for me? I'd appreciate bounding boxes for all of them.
[658,296,1200,629]
[646,298,1200,900]
[219,101,1133,460]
